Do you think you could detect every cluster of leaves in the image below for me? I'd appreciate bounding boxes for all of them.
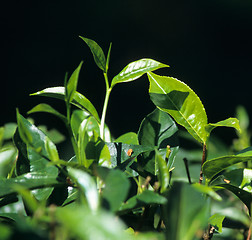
[0,37,251,240]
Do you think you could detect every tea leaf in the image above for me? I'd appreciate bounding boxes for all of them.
[80,36,106,72]
[66,61,83,103]
[111,59,169,88]
[28,103,67,123]
[31,87,100,123]
[148,72,208,144]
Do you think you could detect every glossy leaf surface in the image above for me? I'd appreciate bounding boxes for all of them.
[0,172,63,198]
[115,132,139,145]
[80,36,106,72]
[68,167,99,211]
[148,72,208,144]
[31,87,100,122]
[111,59,169,88]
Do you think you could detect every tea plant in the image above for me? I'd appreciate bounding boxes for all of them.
[0,37,251,240]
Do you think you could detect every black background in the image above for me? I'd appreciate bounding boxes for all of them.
[2,0,252,143]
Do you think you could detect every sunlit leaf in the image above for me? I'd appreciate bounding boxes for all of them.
[0,172,63,198]
[68,167,99,211]
[79,36,106,72]
[66,61,83,103]
[208,213,225,233]
[111,59,169,88]
[148,72,208,144]
[115,132,139,145]
[0,148,17,178]
[206,118,241,137]
[30,87,100,122]
[192,183,222,201]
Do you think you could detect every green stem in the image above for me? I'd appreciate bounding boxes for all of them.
[100,72,112,140]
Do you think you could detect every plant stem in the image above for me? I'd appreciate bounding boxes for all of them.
[199,144,207,184]
[100,72,112,140]
[183,158,192,184]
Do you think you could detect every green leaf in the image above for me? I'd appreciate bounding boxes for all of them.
[68,167,99,211]
[115,132,139,145]
[15,112,59,200]
[206,117,241,137]
[192,183,222,201]
[0,172,63,198]
[56,206,130,240]
[28,103,67,123]
[203,150,252,181]
[66,61,83,103]
[106,142,154,168]
[0,148,17,178]
[148,72,208,144]
[208,213,225,233]
[137,109,179,176]
[111,59,169,88]
[163,182,209,240]
[118,190,167,214]
[80,36,106,72]
[97,168,130,212]
[30,87,100,123]
[155,150,170,193]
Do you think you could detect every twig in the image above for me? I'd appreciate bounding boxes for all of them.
[199,144,207,184]
[183,158,192,184]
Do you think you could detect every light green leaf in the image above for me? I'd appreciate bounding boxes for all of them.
[30,87,100,123]
[148,72,208,144]
[80,36,106,72]
[66,61,83,103]
[115,132,139,145]
[111,59,169,88]
[28,103,67,123]
[192,183,222,201]
[206,118,241,137]
[45,136,60,162]
[203,150,252,181]
[68,168,99,211]
[208,213,225,233]
[106,42,112,73]
[155,150,170,193]
[0,148,17,178]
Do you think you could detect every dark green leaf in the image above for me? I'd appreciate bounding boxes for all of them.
[98,168,130,212]
[137,109,179,176]
[80,36,106,72]
[148,72,208,144]
[118,190,167,214]
[111,59,169,88]
[30,87,100,123]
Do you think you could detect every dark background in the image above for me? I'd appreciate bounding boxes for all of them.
[2,0,252,143]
